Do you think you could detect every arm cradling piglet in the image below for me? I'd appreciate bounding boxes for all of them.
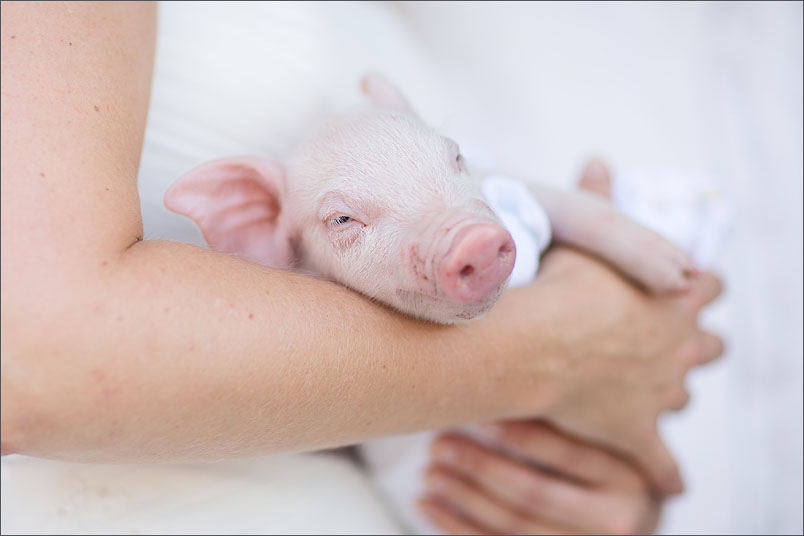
[165,73,695,325]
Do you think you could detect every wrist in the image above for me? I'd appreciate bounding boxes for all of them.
[461,283,562,422]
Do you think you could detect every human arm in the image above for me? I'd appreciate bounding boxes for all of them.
[2,1,538,462]
[2,3,719,498]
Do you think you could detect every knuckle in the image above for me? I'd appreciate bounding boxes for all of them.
[678,337,703,366]
[670,389,691,410]
[705,333,725,359]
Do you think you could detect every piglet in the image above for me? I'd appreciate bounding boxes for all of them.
[164,73,695,532]
[165,74,693,323]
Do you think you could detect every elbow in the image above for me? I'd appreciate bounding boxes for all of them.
[0,314,85,458]
[1,364,29,457]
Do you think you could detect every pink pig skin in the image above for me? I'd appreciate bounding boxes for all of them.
[165,74,516,324]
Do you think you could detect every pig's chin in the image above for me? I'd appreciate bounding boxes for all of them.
[392,284,507,324]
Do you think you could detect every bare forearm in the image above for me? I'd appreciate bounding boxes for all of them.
[2,239,555,462]
[0,1,556,462]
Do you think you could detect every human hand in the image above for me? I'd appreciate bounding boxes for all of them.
[487,161,723,495]
[420,422,660,535]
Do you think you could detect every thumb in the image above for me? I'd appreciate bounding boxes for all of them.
[578,159,613,200]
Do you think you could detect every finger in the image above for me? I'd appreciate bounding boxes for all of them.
[432,434,623,529]
[697,330,725,365]
[680,271,723,312]
[425,466,569,535]
[667,387,691,411]
[476,421,644,491]
[578,159,613,200]
[418,496,489,535]
[629,430,684,497]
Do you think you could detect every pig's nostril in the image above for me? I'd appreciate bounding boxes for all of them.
[459,265,475,279]
[498,243,513,261]
[438,223,516,304]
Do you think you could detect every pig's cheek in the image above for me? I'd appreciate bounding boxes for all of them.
[327,224,365,251]
[403,243,438,296]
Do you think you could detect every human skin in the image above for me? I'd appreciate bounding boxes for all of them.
[421,423,661,535]
[418,168,670,535]
[0,0,722,498]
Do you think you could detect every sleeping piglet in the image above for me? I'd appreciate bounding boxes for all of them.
[165,74,696,533]
[165,74,694,324]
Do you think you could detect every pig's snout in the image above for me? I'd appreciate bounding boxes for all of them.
[439,224,516,304]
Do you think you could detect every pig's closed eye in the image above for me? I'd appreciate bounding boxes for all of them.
[325,214,364,230]
[330,215,352,225]
[325,213,365,249]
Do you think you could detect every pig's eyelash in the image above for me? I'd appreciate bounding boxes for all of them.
[330,215,353,226]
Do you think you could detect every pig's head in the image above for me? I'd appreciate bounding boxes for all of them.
[165,74,515,323]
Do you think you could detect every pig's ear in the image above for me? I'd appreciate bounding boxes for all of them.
[164,156,294,268]
[360,73,411,110]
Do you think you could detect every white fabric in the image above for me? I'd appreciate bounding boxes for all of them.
[0,453,399,536]
[482,175,552,286]
[612,169,733,270]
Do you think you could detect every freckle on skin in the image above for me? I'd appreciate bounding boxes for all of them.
[69,42,72,46]
[11,35,16,39]
[101,261,108,266]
